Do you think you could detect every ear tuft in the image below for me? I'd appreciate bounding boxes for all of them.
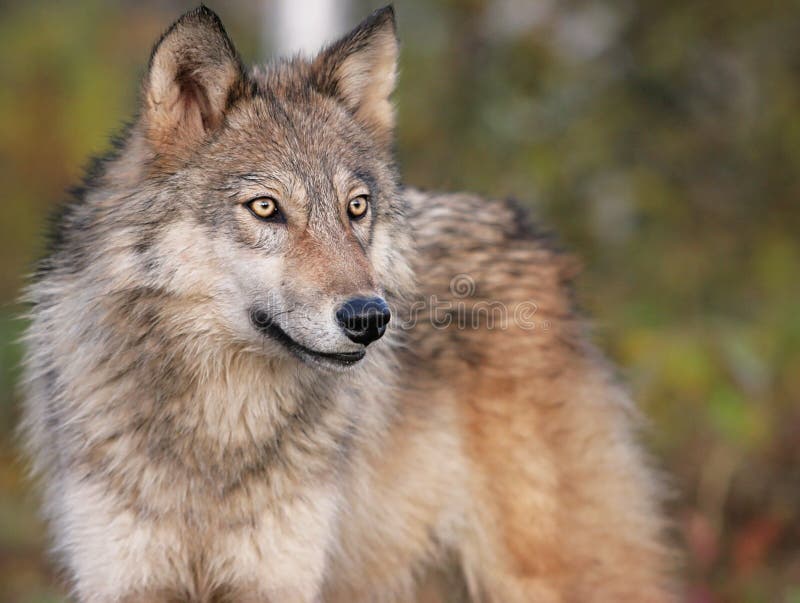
[311,6,399,147]
[143,6,245,155]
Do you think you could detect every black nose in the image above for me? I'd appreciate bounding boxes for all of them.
[335,296,391,346]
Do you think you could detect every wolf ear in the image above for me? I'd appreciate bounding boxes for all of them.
[310,6,398,147]
[142,6,245,154]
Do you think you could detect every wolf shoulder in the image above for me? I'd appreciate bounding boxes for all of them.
[401,187,580,303]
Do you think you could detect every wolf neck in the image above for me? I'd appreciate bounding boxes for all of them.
[64,286,395,505]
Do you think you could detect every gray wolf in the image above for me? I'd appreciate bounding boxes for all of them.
[20,6,676,602]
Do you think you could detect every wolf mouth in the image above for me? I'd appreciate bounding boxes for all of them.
[250,309,366,366]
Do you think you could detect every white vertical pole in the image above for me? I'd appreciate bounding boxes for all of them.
[262,0,351,59]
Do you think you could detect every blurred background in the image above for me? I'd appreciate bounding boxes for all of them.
[0,0,798,601]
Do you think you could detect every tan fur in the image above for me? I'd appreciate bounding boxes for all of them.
[310,11,397,146]
[20,7,678,602]
[144,12,243,157]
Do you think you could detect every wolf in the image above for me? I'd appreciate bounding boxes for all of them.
[20,5,676,602]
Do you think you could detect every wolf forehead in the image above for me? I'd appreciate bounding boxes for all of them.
[201,87,386,179]
[186,90,397,237]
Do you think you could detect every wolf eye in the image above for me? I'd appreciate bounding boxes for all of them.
[348,195,369,220]
[246,197,279,221]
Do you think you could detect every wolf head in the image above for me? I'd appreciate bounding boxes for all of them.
[56,6,413,371]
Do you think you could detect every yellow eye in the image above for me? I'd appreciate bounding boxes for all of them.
[247,197,278,220]
[348,195,369,219]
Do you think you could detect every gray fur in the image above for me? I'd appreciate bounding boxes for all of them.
[20,6,676,602]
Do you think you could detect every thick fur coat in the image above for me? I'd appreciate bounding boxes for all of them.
[20,6,676,602]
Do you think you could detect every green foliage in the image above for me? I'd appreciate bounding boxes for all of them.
[1,1,798,600]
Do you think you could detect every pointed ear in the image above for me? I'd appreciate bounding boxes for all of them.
[142,6,245,155]
[310,6,399,147]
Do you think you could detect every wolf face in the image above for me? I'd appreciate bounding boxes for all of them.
[127,6,410,369]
